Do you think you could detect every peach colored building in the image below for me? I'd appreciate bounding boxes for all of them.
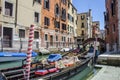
[41,0,68,49]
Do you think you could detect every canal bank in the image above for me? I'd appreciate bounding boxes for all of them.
[69,65,120,80]
[91,65,120,80]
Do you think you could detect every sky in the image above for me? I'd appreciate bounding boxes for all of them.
[73,0,105,30]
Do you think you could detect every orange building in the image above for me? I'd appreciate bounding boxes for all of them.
[41,0,68,49]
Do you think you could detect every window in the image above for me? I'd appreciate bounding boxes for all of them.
[62,36,64,41]
[34,0,41,4]
[56,36,58,41]
[70,26,72,32]
[45,34,48,41]
[81,23,84,28]
[5,1,13,16]
[113,24,115,32]
[19,29,25,38]
[34,31,39,39]
[44,17,50,26]
[44,0,49,9]
[107,28,109,35]
[61,8,66,20]
[55,4,59,16]
[81,30,84,36]
[81,15,85,20]
[54,21,60,28]
[72,17,74,22]
[64,37,66,42]
[72,8,74,13]
[106,11,109,21]
[104,12,107,21]
[68,38,69,42]
[68,13,70,20]
[111,0,116,16]
[61,0,66,5]
[70,38,71,42]
[62,23,66,30]
[68,25,69,31]
[34,12,39,23]
[68,14,73,22]
[68,3,70,8]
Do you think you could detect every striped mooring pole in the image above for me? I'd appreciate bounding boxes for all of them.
[25,25,34,80]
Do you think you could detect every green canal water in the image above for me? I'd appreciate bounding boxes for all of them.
[0,55,49,70]
[69,66,101,80]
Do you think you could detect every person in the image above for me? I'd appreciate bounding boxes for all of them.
[89,44,94,53]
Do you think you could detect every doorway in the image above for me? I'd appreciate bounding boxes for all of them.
[3,27,12,47]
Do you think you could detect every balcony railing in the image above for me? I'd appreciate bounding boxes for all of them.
[46,42,76,49]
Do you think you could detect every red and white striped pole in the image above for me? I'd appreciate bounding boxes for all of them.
[25,25,34,80]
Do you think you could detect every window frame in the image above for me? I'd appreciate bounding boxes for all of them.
[81,22,84,28]
[5,1,13,16]
[44,17,50,26]
[45,34,48,41]
[19,29,25,38]
[34,12,39,23]
[44,0,50,10]
[34,31,39,39]
[55,4,59,16]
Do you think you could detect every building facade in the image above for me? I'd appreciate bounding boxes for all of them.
[104,0,118,52]
[76,9,92,46]
[41,0,69,49]
[92,21,100,38]
[0,0,78,51]
[118,0,120,51]
[0,0,42,51]
[68,0,77,48]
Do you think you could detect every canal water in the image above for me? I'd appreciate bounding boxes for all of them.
[0,54,49,70]
[69,66,101,80]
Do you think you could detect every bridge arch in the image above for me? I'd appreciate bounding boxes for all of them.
[82,38,106,46]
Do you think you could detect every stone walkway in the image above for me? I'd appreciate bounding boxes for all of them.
[91,65,120,80]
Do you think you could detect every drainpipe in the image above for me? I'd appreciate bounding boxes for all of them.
[15,0,18,28]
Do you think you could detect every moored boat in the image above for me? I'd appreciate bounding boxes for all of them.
[0,51,37,62]
[33,55,93,80]
[47,54,62,62]
[0,51,93,80]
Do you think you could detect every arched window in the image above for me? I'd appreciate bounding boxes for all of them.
[61,8,66,20]
[55,4,59,16]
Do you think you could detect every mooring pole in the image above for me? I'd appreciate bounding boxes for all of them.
[25,25,34,80]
